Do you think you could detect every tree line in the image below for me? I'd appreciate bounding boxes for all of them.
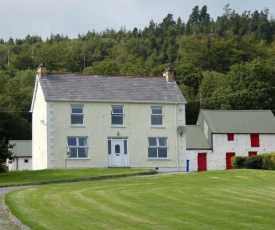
[1,4,275,162]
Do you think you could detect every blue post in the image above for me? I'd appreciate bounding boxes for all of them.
[186,160,190,172]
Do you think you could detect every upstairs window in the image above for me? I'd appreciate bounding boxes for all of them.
[151,106,163,126]
[71,105,84,125]
[67,137,88,158]
[111,106,124,125]
[227,133,234,141]
[251,134,260,147]
[148,137,168,158]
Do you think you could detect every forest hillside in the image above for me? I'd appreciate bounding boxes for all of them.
[1,4,275,158]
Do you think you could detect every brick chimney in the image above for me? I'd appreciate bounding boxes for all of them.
[37,63,47,76]
[163,67,174,82]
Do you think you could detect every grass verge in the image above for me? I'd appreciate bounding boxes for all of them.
[6,169,275,230]
[0,168,156,187]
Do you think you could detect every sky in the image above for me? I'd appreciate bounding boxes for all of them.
[1,0,275,41]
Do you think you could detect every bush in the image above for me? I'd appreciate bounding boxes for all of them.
[244,155,263,169]
[262,152,275,170]
[232,156,247,169]
[232,153,275,170]
[0,164,7,173]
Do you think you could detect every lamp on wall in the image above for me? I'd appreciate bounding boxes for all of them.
[117,131,120,136]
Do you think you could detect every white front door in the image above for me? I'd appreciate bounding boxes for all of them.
[113,139,124,166]
[108,138,128,167]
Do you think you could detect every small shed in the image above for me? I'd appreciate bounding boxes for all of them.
[6,140,32,171]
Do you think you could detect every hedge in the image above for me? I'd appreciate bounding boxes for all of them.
[262,153,275,170]
[232,156,246,169]
[232,152,275,170]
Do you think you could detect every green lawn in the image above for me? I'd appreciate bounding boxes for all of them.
[6,169,275,230]
[0,168,155,187]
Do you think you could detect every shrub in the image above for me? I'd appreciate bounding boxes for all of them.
[232,156,247,169]
[0,164,7,173]
[262,152,275,170]
[244,155,263,169]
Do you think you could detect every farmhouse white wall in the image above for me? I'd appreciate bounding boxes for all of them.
[32,78,48,170]
[43,101,186,171]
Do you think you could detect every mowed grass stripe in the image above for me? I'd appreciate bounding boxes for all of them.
[6,169,275,230]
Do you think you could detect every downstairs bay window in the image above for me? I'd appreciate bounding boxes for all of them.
[67,137,88,158]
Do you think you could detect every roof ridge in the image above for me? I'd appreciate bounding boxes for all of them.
[46,73,163,78]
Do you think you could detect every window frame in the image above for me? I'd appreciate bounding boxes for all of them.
[111,105,124,126]
[71,105,84,125]
[67,137,88,159]
[151,106,163,126]
[148,137,168,158]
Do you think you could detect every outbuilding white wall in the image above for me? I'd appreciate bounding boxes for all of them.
[186,133,275,171]
[7,157,32,171]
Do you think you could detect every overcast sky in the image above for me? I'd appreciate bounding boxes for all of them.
[1,0,275,41]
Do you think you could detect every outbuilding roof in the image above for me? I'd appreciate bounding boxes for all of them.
[186,125,211,150]
[9,140,32,157]
[39,74,186,104]
[199,110,275,134]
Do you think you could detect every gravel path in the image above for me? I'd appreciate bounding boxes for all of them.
[0,187,32,230]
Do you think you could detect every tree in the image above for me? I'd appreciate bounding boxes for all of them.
[199,71,227,109]
[204,76,233,110]
[83,58,120,75]
[0,138,13,171]
[188,6,200,25]
[228,58,275,110]
[174,63,203,124]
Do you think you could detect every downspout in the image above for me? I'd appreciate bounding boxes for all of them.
[175,102,179,172]
[16,157,18,170]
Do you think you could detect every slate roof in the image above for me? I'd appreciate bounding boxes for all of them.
[200,110,275,134]
[9,140,32,157]
[39,74,186,104]
[186,125,211,150]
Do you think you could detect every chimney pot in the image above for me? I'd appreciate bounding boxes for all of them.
[37,63,47,76]
[163,66,174,82]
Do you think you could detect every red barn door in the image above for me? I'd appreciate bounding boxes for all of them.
[226,152,235,169]
[198,153,207,171]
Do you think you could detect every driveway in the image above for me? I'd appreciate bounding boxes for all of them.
[0,186,31,230]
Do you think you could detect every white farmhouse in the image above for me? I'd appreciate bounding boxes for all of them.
[30,65,187,171]
[186,110,275,171]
